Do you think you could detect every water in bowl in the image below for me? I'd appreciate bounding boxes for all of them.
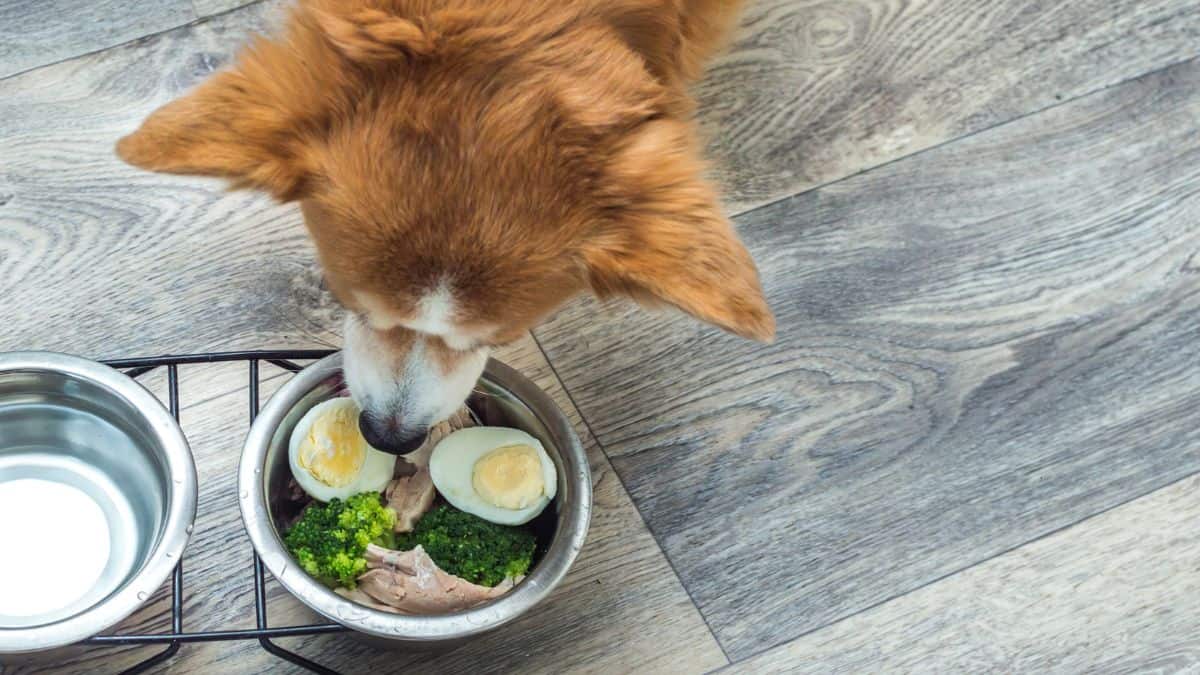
[0,478,110,618]
[0,447,141,629]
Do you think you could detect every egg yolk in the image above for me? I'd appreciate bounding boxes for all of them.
[296,403,367,488]
[472,444,544,510]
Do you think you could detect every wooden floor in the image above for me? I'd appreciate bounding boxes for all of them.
[2,0,1199,672]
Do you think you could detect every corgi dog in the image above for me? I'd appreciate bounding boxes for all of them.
[118,0,773,454]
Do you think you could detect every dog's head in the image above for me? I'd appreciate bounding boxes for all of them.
[117,0,773,453]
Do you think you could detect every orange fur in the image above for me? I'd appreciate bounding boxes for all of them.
[118,0,774,357]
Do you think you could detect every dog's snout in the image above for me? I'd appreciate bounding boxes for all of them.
[358,410,429,456]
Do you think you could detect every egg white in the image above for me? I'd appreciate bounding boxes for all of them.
[429,427,558,525]
[289,397,396,502]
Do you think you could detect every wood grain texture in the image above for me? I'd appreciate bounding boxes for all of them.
[702,0,1200,213]
[190,0,257,18]
[533,57,1200,659]
[0,1,335,361]
[9,337,727,675]
[0,0,196,80]
[726,473,1200,674]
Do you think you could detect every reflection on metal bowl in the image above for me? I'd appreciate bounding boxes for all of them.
[0,352,197,659]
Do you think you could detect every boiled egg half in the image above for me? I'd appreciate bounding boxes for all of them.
[289,397,396,502]
[429,427,557,525]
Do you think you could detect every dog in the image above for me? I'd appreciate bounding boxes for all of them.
[117,0,774,454]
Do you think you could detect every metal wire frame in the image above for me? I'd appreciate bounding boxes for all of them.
[77,350,347,674]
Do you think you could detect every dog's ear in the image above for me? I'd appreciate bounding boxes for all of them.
[597,0,746,86]
[115,44,313,201]
[583,120,774,342]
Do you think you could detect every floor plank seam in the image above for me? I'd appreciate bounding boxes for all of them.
[528,330,734,667]
[177,369,288,413]
[0,0,269,85]
[190,0,259,19]
[722,51,1200,225]
[709,465,1200,673]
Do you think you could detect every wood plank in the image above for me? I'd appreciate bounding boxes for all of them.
[532,57,1200,659]
[0,1,329,361]
[726,473,1200,674]
[191,0,257,18]
[0,0,196,80]
[9,338,727,674]
[704,0,1200,213]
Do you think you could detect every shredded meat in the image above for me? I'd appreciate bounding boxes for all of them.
[407,406,476,469]
[334,587,402,614]
[385,404,475,532]
[279,478,315,530]
[385,467,435,533]
[355,544,517,614]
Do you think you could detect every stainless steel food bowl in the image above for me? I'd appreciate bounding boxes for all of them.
[239,352,591,649]
[0,352,197,655]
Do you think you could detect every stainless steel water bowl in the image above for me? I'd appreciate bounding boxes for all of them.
[239,352,591,648]
[0,352,197,655]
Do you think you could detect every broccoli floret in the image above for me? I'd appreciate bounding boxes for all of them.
[284,492,397,588]
[394,504,536,587]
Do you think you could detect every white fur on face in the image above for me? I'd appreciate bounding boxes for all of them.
[342,313,489,431]
[408,280,456,335]
[353,287,498,351]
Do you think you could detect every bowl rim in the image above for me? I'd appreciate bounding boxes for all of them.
[0,351,198,653]
[238,351,592,642]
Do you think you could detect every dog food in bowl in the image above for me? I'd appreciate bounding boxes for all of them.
[239,352,590,648]
[276,398,559,614]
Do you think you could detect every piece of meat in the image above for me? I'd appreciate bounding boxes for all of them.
[279,478,314,530]
[334,587,403,614]
[285,477,308,503]
[384,405,475,532]
[385,467,435,533]
[355,544,517,614]
[398,405,475,471]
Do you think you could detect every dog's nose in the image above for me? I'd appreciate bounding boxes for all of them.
[358,411,429,456]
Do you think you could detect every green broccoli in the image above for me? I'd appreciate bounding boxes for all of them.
[394,504,537,587]
[284,492,396,588]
